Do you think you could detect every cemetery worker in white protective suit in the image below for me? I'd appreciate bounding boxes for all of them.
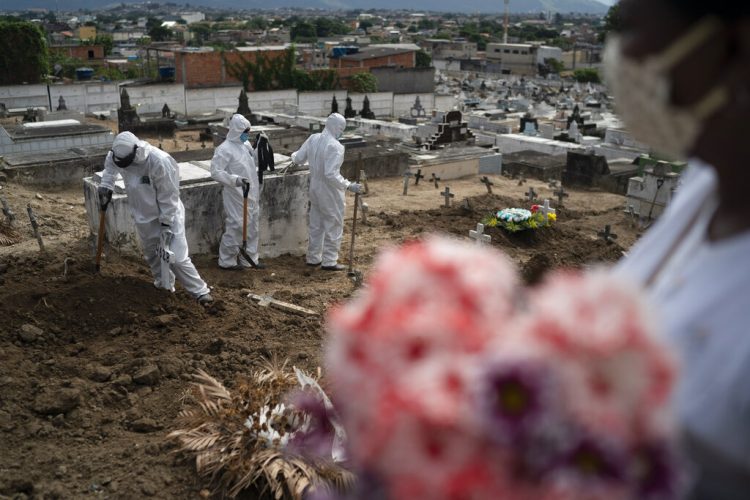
[291,113,363,271]
[611,0,750,498]
[210,114,266,270]
[97,132,213,305]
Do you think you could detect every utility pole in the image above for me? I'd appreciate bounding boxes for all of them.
[503,0,510,44]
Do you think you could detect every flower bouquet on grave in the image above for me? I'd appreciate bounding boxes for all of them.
[323,237,681,500]
[484,205,556,233]
[168,358,354,499]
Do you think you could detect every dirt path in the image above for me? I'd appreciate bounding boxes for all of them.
[0,173,644,499]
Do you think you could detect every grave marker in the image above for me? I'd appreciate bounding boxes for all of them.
[540,199,556,219]
[525,187,537,203]
[548,179,559,189]
[469,223,491,246]
[403,170,414,195]
[414,169,425,185]
[360,200,369,225]
[1,197,15,226]
[432,173,441,189]
[517,175,527,186]
[481,176,494,194]
[441,187,455,208]
[360,170,369,195]
[597,225,618,243]
[26,204,44,252]
[554,186,569,206]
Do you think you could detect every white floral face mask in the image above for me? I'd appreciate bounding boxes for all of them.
[603,17,729,159]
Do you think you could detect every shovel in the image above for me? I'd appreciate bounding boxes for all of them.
[95,191,112,273]
[240,180,259,269]
[347,155,363,280]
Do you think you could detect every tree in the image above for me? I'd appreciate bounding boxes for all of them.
[92,34,113,56]
[350,72,377,93]
[415,50,431,68]
[358,20,373,33]
[291,21,316,42]
[600,2,622,42]
[0,20,48,84]
[545,58,565,74]
[148,25,173,42]
[573,68,601,83]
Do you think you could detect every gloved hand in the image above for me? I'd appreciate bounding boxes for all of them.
[347,183,363,194]
[160,224,174,248]
[97,186,113,210]
[235,177,249,187]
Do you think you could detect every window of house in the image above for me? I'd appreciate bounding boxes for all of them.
[513,50,519,54]
[88,50,95,59]
[504,49,510,53]
[521,51,528,55]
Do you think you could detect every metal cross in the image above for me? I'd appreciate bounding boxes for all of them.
[414,169,425,185]
[432,173,441,189]
[469,223,491,246]
[554,186,569,206]
[525,187,537,203]
[597,225,618,243]
[480,176,494,194]
[441,187,455,207]
[540,199,556,220]
[403,170,414,195]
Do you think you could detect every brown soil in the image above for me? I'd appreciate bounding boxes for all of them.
[0,173,644,499]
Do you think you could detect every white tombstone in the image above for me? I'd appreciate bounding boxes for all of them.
[469,223,491,246]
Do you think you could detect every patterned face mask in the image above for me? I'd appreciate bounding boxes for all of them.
[603,17,728,159]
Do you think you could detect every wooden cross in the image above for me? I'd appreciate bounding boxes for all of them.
[480,176,494,194]
[245,292,319,316]
[441,187,455,207]
[540,199,556,220]
[403,170,414,195]
[432,173,441,189]
[414,169,425,185]
[554,186,569,206]
[597,225,618,243]
[1,197,15,226]
[525,187,537,203]
[469,223,491,246]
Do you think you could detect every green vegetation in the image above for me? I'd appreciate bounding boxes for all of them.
[573,67,601,83]
[349,72,377,93]
[415,50,432,68]
[0,19,48,84]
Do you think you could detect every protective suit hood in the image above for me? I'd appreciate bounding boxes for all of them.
[112,131,149,164]
[227,114,251,143]
[324,113,346,139]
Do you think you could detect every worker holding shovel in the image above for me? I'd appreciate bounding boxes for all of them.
[97,132,213,305]
[211,114,266,270]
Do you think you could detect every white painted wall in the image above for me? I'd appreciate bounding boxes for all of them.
[393,93,435,117]
[124,83,187,115]
[185,86,243,115]
[0,84,49,110]
[297,91,348,117]
[49,82,120,114]
[348,92,394,118]
[435,95,459,112]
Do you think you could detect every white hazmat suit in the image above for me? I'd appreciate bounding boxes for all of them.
[292,113,356,268]
[100,132,210,299]
[210,114,261,268]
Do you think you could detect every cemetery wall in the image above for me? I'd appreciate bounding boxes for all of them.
[49,82,121,114]
[348,92,394,118]
[297,91,349,117]
[0,84,50,110]
[371,67,435,94]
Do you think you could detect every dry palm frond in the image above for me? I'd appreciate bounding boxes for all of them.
[0,223,22,246]
[169,361,353,500]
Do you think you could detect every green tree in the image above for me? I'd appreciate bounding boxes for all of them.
[358,20,373,33]
[0,19,48,84]
[573,68,601,83]
[545,58,565,74]
[350,72,377,93]
[148,25,172,42]
[291,20,316,42]
[415,50,431,68]
[600,2,622,42]
[92,34,113,56]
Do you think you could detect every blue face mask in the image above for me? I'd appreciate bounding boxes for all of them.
[239,132,250,142]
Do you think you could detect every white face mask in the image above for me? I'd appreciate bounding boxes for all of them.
[603,17,729,159]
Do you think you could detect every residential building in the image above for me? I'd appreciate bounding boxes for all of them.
[75,25,97,41]
[486,42,563,76]
[421,39,478,60]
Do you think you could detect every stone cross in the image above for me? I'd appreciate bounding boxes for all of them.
[525,187,537,203]
[441,187,455,208]
[431,173,441,189]
[1,197,15,226]
[403,170,414,195]
[597,225,618,243]
[360,169,369,194]
[480,176,494,194]
[540,199,556,219]
[414,169,425,185]
[554,186,569,206]
[469,223,491,246]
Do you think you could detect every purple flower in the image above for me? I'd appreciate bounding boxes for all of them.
[476,361,555,443]
[287,390,338,460]
[560,434,627,484]
[631,442,681,499]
